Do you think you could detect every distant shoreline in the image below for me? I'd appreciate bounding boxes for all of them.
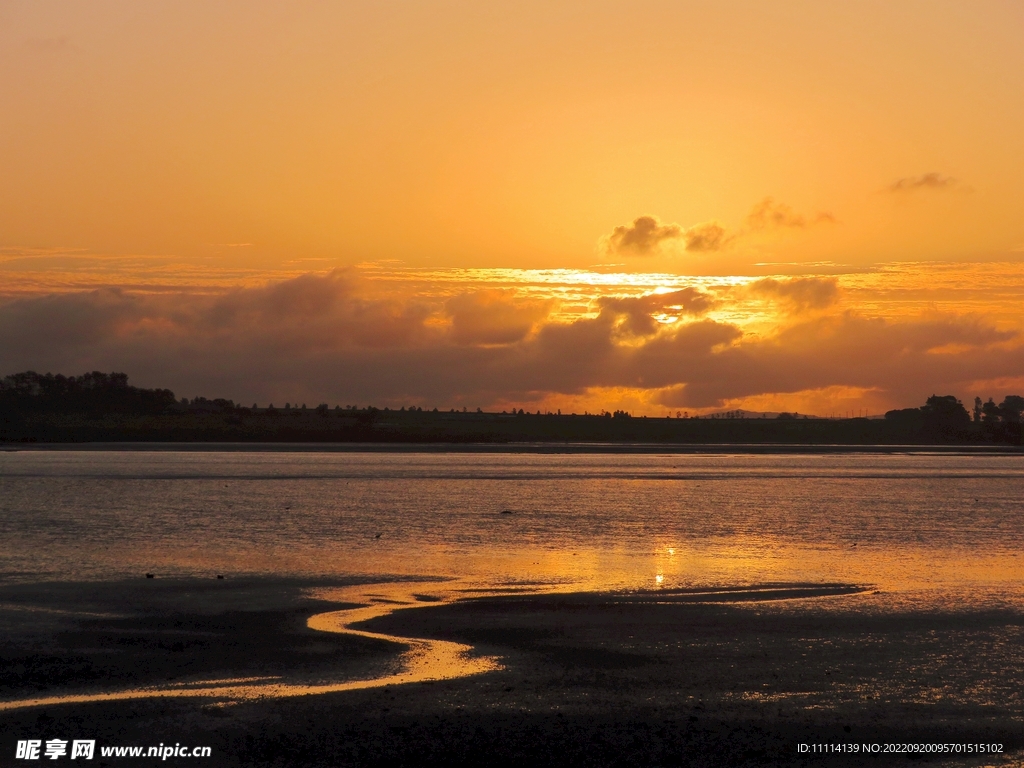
[5,371,1021,446]
[3,441,1022,454]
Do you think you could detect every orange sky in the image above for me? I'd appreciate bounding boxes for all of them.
[2,1,1023,414]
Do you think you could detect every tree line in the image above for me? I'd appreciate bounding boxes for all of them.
[885,394,1022,442]
[2,371,1022,445]
[0,371,177,415]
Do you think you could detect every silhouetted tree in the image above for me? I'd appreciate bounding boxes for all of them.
[981,398,1000,424]
[885,395,970,441]
[1000,395,1024,423]
[0,371,176,415]
[920,394,970,428]
[975,394,1024,444]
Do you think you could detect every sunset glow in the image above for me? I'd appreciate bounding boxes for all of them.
[2,1,1023,414]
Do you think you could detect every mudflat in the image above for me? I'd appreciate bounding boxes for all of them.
[1,579,1022,766]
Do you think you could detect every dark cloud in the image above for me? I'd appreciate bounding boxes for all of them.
[201,269,433,349]
[630,321,745,388]
[0,270,439,399]
[597,288,716,336]
[445,290,553,345]
[887,173,958,192]
[749,277,839,313]
[655,314,1019,409]
[1,270,1019,412]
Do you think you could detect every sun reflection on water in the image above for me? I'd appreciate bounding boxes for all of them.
[0,580,507,713]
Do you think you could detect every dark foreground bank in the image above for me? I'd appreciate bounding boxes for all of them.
[1,579,1022,767]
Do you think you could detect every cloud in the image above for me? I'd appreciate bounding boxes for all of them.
[1,270,1020,413]
[596,288,716,336]
[445,290,554,345]
[602,216,732,256]
[603,216,683,256]
[748,277,839,313]
[887,173,958,192]
[682,223,730,252]
[201,269,433,349]
[656,313,1019,409]
[603,198,832,258]
[745,198,835,230]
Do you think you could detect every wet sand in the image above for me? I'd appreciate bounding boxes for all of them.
[2,578,1022,766]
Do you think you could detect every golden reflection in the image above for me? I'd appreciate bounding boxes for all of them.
[324,537,1024,613]
[0,581,503,714]
[0,578,883,713]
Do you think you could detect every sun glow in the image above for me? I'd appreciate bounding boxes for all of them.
[1,3,1022,416]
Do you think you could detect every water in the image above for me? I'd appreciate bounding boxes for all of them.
[2,449,1022,610]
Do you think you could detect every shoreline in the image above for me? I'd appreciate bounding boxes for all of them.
[0,581,869,713]
[2,577,1023,765]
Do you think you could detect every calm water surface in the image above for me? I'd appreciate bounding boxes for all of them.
[1,450,1022,610]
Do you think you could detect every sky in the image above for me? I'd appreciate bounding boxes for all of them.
[2,1,1023,415]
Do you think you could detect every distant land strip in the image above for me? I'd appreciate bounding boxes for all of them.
[1,371,1021,446]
